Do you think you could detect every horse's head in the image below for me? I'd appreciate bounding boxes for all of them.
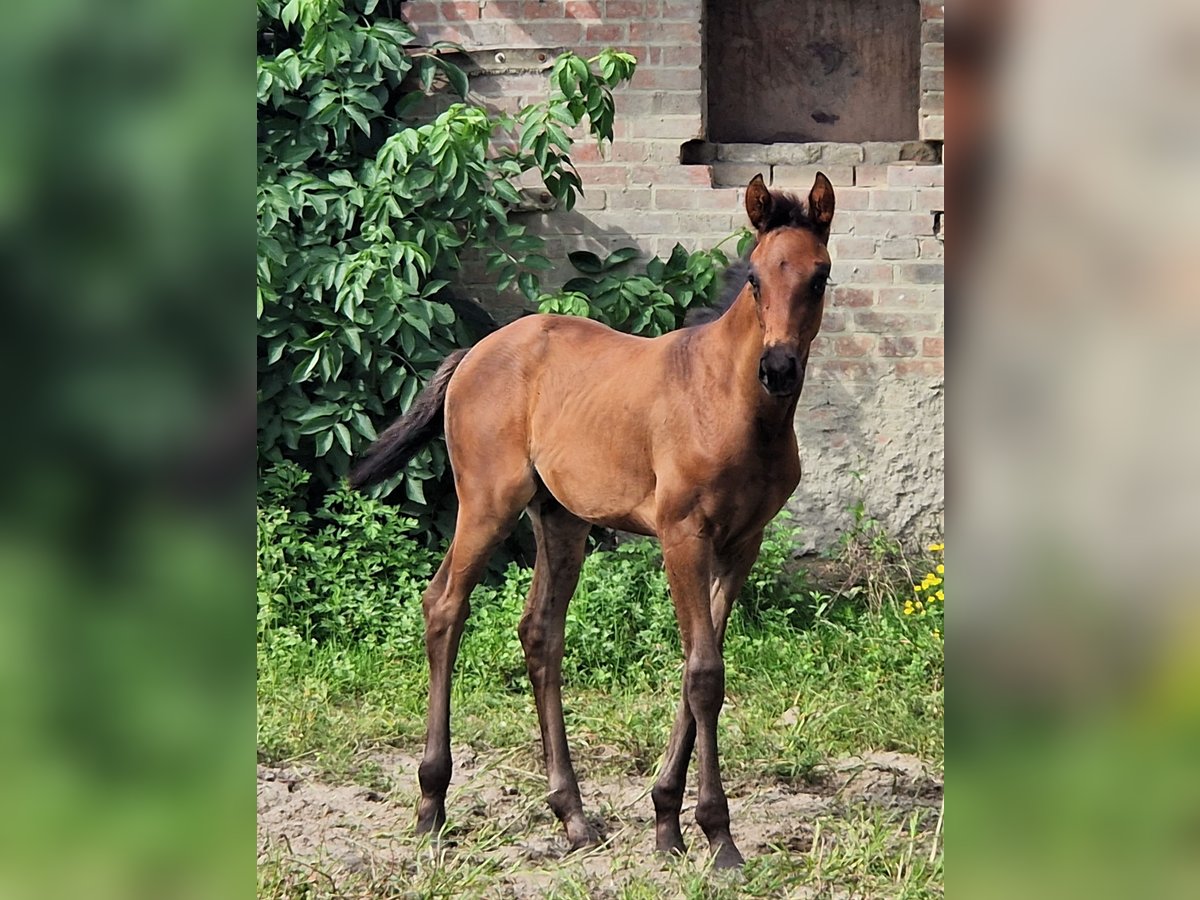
[743,173,835,398]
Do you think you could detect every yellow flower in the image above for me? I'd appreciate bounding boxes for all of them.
[936,590,944,601]
[933,628,941,639]
[936,564,944,575]
[928,576,942,587]
[904,607,913,616]
[915,601,924,611]
[928,543,944,552]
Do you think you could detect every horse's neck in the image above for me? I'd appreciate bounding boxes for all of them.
[703,288,800,437]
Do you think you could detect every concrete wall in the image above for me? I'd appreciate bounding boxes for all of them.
[401,0,945,552]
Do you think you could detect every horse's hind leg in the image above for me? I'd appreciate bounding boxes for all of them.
[519,492,595,850]
[417,473,535,837]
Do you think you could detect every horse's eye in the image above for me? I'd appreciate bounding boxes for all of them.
[812,276,828,295]
[747,272,759,291]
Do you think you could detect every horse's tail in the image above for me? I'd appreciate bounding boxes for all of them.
[348,349,469,491]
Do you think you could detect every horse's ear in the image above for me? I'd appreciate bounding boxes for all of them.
[807,172,835,240]
[745,174,773,232]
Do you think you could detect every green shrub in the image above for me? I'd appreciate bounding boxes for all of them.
[257,461,437,652]
[257,0,636,513]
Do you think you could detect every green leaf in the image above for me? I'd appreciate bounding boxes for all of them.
[568,250,604,274]
[438,60,470,97]
[334,423,353,455]
[314,428,334,456]
[603,246,641,269]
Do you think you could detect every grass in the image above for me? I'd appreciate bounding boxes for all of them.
[256,464,943,897]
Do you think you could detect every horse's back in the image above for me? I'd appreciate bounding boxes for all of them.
[444,314,673,531]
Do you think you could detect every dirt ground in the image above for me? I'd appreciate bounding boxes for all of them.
[258,745,942,897]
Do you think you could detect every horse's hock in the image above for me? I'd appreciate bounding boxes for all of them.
[402,0,945,551]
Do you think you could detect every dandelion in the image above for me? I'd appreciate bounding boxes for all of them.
[936,590,944,601]
[928,543,944,552]
[936,564,944,575]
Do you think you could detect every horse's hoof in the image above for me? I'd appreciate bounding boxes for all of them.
[712,841,745,869]
[566,819,600,852]
[415,805,447,839]
[655,832,687,856]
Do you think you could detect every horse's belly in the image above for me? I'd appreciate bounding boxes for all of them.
[532,436,658,535]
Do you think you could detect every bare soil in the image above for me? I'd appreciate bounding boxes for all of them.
[258,746,942,897]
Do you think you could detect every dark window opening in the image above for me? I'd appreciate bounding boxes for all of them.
[705,0,921,144]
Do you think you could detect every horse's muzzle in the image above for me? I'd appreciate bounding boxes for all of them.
[758,345,801,397]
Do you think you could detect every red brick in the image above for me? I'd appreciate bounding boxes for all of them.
[566,0,602,18]
[853,311,938,333]
[833,335,875,357]
[832,261,893,284]
[834,187,870,210]
[878,336,920,357]
[630,22,699,43]
[918,238,943,259]
[570,142,605,163]
[921,3,945,20]
[869,189,912,211]
[521,1,566,19]
[854,165,890,186]
[660,44,701,67]
[819,309,847,332]
[808,336,831,357]
[630,164,711,185]
[607,0,649,17]
[442,2,480,20]
[880,239,919,259]
[893,360,944,378]
[661,0,698,20]
[896,262,943,284]
[572,165,628,185]
[923,336,944,357]
[611,141,650,162]
[585,22,627,42]
[913,188,944,212]
[830,236,877,260]
[403,3,442,25]
[839,212,935,238]
[877,287,928,308]
[634,68,702,91]
[830,286,874,308]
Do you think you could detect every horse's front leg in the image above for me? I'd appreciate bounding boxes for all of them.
[658,527,745,869]
[652,535,762,857]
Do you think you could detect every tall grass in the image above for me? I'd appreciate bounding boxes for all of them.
[257,462,944,775]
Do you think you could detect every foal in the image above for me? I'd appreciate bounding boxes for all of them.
[351,173,834,868]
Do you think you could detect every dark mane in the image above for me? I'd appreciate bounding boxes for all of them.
[761,190,818,234]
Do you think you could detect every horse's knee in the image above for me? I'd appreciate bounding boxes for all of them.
[423,590,469,645]
[685,656,725,718]
[652,780,684,816]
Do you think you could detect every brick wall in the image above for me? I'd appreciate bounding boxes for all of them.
[401,0,945,550]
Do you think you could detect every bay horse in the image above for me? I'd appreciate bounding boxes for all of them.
[350,173,835,868]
